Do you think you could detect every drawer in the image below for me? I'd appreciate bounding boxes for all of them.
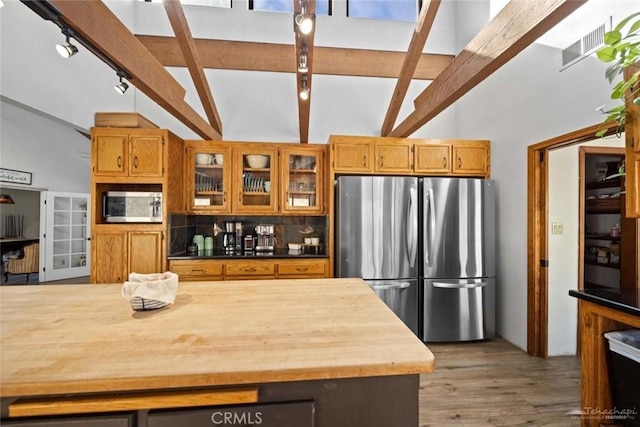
[225,261,276,276]
[169,260,224,280]
[1,414,134,427]
[278,260,327,276]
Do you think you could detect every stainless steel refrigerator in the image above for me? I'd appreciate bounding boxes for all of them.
[335,176,419,335]
[421,177,495,342]
[335,176,495,342]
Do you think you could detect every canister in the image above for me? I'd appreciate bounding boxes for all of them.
[204,236,214,250]
[192,234,205,252]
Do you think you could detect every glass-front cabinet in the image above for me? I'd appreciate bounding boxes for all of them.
[281,146,324,214]
[234,146,279,214]
[186,145,232,213]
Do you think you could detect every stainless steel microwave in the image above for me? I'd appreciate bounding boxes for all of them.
[103,191,162,223]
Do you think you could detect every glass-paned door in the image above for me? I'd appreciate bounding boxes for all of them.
[43,192,90,281]
[282,147,324,214]
[190,146,232,212]
[234,147,278,214]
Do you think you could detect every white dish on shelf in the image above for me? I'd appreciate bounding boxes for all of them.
[195,153,212,165]
[288,243,302,250]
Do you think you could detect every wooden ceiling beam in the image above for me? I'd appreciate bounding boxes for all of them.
[293,0,316,143]
[48,0,221,140]
[381,0,441,136]
[389,0,588,137]
[163,0,222,136]
[136,35,453,80]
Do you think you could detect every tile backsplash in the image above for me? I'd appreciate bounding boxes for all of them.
[169,214,328,256]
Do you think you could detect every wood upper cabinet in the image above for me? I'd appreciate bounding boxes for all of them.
[452,141,489,175]
[330,136,490,177]
[185,144,232,213]
[233,145,279,214]
[414,143,451,174]
[92,227,164,284]
[625,67,640,218]
[92,129,164,178]
[374,139,413,173]
[281,145,325,214]
[331,136,374,172]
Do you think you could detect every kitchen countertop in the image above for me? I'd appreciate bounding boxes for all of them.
[0,278,433,398]
[168,247,327,259]
[569,288,640,317]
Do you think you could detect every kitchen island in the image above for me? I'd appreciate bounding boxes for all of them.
[569,289,640,427]
[1,278,434,427]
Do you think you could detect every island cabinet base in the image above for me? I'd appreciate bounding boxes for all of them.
[1,375,420,427]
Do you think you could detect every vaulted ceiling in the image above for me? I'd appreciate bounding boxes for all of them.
[17,0,611,143]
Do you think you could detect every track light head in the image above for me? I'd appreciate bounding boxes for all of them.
[114,71,129,95]
[299,75,309,100]
[295,13,314,35]
[56,33,78,59]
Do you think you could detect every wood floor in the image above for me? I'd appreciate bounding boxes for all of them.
[420,339,580,426]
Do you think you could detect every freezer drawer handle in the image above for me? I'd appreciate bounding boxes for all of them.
[433,281,489,289]
[370,282,411,290]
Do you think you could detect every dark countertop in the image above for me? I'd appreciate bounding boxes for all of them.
[569,288,640,317]
[168,248,328,260]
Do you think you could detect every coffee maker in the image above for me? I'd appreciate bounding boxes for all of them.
[223,222,236,252]
[255,224,275,252]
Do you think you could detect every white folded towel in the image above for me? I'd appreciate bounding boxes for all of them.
[121,272,179,304]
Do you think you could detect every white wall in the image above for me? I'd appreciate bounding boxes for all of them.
[0,99,91,193]
[455,42,614,350]
[547,136,624,356]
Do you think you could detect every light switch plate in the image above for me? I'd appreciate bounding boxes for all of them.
[552,222,564,235]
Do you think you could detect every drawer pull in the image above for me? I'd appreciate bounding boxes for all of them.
[297,267,309,272]
[191,269,205,273]
[245,267,257,272]
[457,157,462,168]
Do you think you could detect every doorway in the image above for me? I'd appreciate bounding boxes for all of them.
[527,121,618,357]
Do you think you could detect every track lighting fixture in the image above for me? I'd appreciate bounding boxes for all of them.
[56,28,78,59]
[299,75,310,100]
[114,71,130,95]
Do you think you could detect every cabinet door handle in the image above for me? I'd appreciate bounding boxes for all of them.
[457,157,462,168]
[363,155,367,167]
[379,155,384,167]
[191,269,205,272]
[117,156,122,168]
[238,191,242,203]
[133,156,138,169]
[245,267,257,272]
[443,157,447,168]
[223,191,227,203]
[296,267,308,272]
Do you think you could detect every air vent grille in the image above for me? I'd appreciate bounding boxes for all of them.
[560,23,606,70]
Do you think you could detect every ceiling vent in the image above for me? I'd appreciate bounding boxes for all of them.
[560,23,606,71]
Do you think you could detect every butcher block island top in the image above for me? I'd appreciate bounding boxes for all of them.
[0,278,434,398]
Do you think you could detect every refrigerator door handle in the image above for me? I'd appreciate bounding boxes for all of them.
[425,187,435,266]
[433,281,489,289]
[407,185,417,267]
[370,282,411,290]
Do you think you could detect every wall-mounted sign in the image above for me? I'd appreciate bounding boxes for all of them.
[0,168,32,185]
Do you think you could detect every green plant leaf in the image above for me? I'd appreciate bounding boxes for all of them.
[595,128,608,138]
[629,19,640,35]
[596,46,617,62]
[605,64,622,83]
[604,30,622,45]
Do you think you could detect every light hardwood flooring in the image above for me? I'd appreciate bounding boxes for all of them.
[420,338,581,426]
